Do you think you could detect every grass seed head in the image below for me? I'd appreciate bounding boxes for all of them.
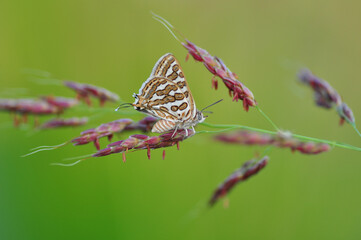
[1,99,59,115]
[40,117,88,129]
[209,156,269,206]
[298,69,356,126]
[83,84,120,104]
[41,96,79,110]
[71,118,133,149]
[0,98,60,127]
[337,103,355,125]
[0,99,18,111]
[124,116,158,132]
[182,40,256,111]
[92,129,194,158]
[298,68,342,106]
[64,80,119,106]
[216,130,331,155]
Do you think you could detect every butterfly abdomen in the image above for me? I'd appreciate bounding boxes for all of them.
[152,119,176,133]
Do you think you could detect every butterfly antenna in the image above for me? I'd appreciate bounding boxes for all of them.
[115,103,132,111]
[201,99,223,112]
[151,12,185,43]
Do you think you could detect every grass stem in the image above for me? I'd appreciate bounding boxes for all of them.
[200,122,361,152]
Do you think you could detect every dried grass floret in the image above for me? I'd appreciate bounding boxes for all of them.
[152,13,256,111]
[92,129,194,161]
[23,118,134,156]
[64,81,119,106]
[0,98,61,126]
[124,116,158,132]
[41,96,79,111]
[71,118,133,150]
[39,117,88,129]
[209,156,269,206]
[216,130,330,154]
[182,40,256,111]
[298,69,355,126]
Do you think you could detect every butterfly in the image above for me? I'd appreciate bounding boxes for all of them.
[131,53,209,136]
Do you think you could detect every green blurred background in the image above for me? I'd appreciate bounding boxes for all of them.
[0,0,361,239]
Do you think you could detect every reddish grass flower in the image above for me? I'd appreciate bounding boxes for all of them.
[215,130,331,154]
[63,81,89,103]
[12,99,59,115]
[152,13,256,111]
[0,99,18,111]
[23,117,158,157]
[209,156,269,206]
[71,118,133,150]
[39,117,88,129]
[41,96,78,112]
[0,98,60,126]
[92,129,194,161]
[298,69,342,106]
[337,103,355,126]
[298,69,355,125]
[182,40,257,111]
[64,81,119,106]
[124,116,158,132]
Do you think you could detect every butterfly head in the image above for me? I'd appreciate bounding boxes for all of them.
[132,93,145,110]
[195,110,206,123]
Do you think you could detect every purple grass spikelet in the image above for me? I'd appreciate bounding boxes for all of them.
[215,130,331,155]
[41,96,78,113]
[124,116,158,132]
[209,156,269,206]
[183,40,257,111]
[298,68,355,126]
[71,118,133,150]
[39,117,88,129]
[64,80,119,106]
[0,98,61,127]
[91,129,194,160]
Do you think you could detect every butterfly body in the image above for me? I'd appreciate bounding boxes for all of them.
[132,53,205,135]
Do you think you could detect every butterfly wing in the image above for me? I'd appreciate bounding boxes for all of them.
[133,77,192,122]
[149,53,197,119]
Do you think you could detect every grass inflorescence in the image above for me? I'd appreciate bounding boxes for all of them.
[10,13,361,209]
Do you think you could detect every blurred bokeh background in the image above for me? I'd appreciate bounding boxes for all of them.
[0,0,361,239]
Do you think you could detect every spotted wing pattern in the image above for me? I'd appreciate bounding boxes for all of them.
[148,53,196,118]
[133,53,197,124]
[133,77,192,122]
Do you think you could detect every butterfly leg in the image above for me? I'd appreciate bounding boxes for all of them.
[191,126,195,134]
[171,126,179,138]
